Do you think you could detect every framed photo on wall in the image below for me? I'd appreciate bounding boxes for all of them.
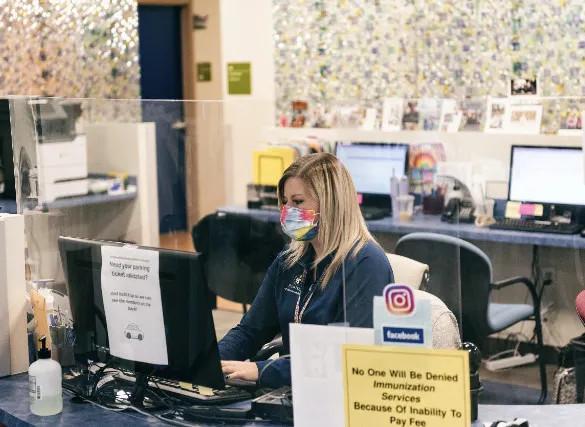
[485,97,509,133]
[503,104,543,134]
[419,98,442,131]
[558,99,584,136]
[459,99,484,131]
[402,99,420,130]
[439,99,462,132]
[509,77,539,97]
[381,98,403,131]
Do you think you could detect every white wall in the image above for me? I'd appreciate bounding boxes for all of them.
[219,0,275,205]
[194,0,223,101]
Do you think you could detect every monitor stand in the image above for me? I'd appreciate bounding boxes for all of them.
[64,364,163,410]
[129,371,149,408]
[126,363,163,410]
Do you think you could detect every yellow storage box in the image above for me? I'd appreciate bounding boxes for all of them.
[252,146,296,186]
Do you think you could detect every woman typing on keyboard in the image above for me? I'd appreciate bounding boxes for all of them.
[219,153,394,388]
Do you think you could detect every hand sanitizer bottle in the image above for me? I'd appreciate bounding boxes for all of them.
[29,336,62,416]
[390,168,400,199]
[390,169,400,215]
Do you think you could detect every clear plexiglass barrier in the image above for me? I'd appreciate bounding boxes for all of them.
[3,96,584,417]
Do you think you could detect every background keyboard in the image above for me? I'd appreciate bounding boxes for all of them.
[490,219,582,234]
[360,206,389,220]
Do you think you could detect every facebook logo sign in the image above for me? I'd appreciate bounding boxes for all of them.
[382,326,424,344]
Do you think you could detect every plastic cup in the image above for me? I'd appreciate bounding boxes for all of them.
[396,195,415,221]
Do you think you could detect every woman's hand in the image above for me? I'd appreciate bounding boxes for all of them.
[221,360,259,382]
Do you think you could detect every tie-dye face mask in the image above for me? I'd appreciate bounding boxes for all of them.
[280,205,319,241]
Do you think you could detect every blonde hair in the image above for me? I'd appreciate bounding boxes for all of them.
[277,152,374,287]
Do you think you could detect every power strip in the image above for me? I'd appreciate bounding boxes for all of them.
[484,353,537,371]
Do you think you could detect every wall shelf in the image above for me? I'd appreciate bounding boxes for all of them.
[40,188,137,211]
[262,127,582,145]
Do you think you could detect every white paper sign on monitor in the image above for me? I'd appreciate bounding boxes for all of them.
[101,245,168,365]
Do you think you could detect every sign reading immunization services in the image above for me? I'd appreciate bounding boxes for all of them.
[342,344,470,427]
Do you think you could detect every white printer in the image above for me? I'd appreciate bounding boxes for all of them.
[33,101,88,203]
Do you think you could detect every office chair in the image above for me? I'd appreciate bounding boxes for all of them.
[576,290,585,327]
[395,232,547,404]
[386,253,429,290]
[192,211,286,313]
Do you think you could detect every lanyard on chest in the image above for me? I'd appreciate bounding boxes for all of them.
[294,268,326,323]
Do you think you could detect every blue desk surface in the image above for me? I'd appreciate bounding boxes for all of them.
[0,375,157,427]
[0,199,16,214]
[1,375,583,427]
[220,206,585,250]
[0,375,279,427]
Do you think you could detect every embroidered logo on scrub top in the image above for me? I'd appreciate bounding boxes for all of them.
[284,273,303,296]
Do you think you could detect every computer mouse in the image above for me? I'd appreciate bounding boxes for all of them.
[225,376,256,388]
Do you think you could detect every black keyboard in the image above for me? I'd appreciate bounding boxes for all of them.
[360,206,389,220]
[490,218,582,234]
[63,368,252,406]
[116,369,252,405]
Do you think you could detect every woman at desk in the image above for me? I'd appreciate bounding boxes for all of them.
[219,153,394,388]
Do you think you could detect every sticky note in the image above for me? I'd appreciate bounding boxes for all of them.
[179,381,193,390]
[505,201,521,219]
[195,386,214,396]
[519,204,535,216]
[533,204,544,216]
[519,203,544,217]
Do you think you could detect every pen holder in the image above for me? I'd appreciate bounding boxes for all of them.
[422,193,444,215]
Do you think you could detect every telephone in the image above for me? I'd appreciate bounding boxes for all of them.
[441,198,475,224]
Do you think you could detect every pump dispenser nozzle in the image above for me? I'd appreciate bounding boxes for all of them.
[38,336,51,359]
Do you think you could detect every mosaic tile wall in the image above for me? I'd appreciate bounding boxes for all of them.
[273,0,585,121]
[0,0,140,99]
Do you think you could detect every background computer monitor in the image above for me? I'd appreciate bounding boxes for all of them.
[335,142,409,211]
[335,142,409,195]
[509,145,585,206]
[58,236,225,389]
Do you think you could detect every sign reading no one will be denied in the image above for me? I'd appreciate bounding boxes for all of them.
[342,345,470,427]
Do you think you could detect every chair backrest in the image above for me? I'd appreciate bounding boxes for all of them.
[386,253,429,290]
[414,289,461,349]
[576,290,585,327]
[395,232,493,342]
[192,211,286,304]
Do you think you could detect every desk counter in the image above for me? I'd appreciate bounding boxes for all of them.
[0,375,581,426]
[220,206,585,250]
[0,374,278,427]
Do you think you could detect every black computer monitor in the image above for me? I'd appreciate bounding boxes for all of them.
[335,142,409,210]
[509,145,585,206]
[0,99,15,200]
[58,236,225,390]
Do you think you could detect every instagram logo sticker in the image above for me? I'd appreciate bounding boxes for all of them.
[384,284,415,315]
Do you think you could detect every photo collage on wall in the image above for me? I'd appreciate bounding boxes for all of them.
[286,93,583,136]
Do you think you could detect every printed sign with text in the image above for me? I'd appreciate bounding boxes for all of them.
[373,285,432,347]
[101,245,168,365]
[342,344,470,427]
